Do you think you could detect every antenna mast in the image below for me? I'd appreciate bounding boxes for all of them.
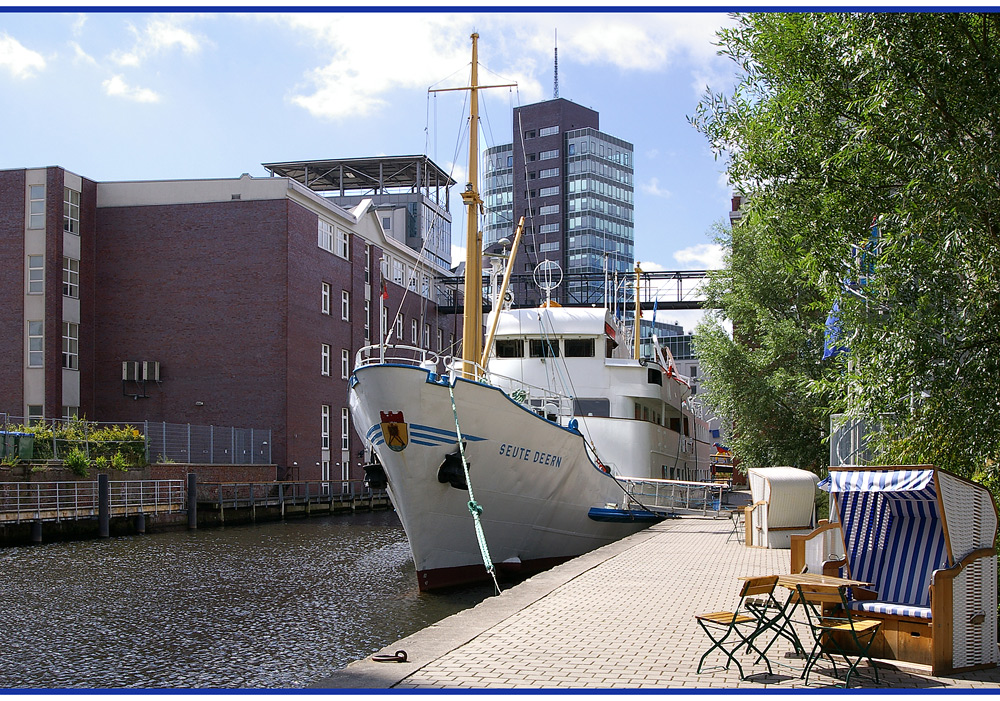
[553,30,559,99]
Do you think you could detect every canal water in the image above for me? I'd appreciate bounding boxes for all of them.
[0,511,493,688]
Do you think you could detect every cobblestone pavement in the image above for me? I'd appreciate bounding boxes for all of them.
[316,517,1000,690]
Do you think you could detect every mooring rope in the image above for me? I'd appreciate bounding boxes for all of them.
[448,381,501,595]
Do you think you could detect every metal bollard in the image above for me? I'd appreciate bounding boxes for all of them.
[98,474,110,538]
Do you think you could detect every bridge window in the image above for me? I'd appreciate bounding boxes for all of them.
[647,368,662,386]
[495,339,523,358]
[564,338,595,357]
[529,338,559,357]
[573,398,610,417]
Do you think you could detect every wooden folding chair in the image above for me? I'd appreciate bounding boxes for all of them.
[695,575,778,679]
[795,583,881,687]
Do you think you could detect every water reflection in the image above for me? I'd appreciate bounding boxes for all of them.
[0,511,493,688]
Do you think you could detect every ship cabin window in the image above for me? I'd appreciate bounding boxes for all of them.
[647,368,662,385]
[564,338,595,357]
[495,339,524,358]
[606,338,617,358]
[529,338,559,357]
[574,398,610,417]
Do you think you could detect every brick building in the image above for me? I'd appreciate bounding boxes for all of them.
[0,161,456,482]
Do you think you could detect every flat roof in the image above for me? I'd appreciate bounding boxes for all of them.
[262,155,456,194]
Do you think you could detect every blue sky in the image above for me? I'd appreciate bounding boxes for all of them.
[0,8,738,329]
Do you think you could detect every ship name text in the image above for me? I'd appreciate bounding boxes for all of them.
[498,443,563,468]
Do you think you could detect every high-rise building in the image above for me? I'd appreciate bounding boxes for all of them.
[482,98,634,306]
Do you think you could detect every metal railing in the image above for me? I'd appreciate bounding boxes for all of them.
[619,477,725,517]
[0,479,186,524]
[829,414,885,467]
[0,416,272,466]
[196,479,388,510]
[145,421,272,465]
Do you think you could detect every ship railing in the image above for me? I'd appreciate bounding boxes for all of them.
[354,344,574,419]
[618,477,725,518]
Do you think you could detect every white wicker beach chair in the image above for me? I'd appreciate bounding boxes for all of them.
[792,465,998,675]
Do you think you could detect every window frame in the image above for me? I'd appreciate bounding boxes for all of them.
[321,343,331,376]
[28,185,45,229]
[27,320,44,367]
[341,290,350,321]
[28,255,44,294]
[62,321,79,370]
[63,187,80,235]
[63,256,79,298]
[321,405,330,449]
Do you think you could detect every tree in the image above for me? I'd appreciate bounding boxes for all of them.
[692,13,1000,478]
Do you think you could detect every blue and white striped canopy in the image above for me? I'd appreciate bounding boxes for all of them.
[829,468,948,609]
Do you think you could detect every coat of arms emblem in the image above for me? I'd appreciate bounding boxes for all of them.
[380,411,409,452]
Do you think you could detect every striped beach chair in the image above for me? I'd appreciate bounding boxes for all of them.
[799,466,999,675]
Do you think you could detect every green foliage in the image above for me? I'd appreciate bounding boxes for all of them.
[692,12,1000,476]
[0,454,19,467]
[63,449,90,477]
[4,420,146,469]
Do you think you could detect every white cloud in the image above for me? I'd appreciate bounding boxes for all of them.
[271,13,731,121]
[110,18,205,67]
[70,41,98,67]
[0,32,46,79]
[103,75,161,103]
[640,177,671,198]
[673,243,725,270]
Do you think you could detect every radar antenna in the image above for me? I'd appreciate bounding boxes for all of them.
[533,259,563,307]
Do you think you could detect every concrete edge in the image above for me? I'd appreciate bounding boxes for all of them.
[308,524,670,688]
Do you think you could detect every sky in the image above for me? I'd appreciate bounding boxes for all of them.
[0,7,740,331]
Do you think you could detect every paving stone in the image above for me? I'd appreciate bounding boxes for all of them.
[315,516,1000,690]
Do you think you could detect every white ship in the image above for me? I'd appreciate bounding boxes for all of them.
[349,34,713,591]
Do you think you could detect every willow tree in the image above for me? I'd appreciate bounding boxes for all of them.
[691,13,1000,478]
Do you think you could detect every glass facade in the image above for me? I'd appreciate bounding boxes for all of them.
[564,127,634,303]
[482,144,514,248]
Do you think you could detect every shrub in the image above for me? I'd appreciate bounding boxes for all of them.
[63,449,90,477]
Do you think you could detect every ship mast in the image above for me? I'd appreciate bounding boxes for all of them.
[430,33,516,377]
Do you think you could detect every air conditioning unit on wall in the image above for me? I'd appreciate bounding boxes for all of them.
[142,361,160,382]
[122,361,140,381]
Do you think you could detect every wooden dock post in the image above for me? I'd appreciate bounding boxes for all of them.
[98,474,110,538]
[31,520,42,543]
[135,513,146,534]
[187,473,198,530]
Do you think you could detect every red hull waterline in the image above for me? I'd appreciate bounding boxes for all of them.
[417,555,573,591]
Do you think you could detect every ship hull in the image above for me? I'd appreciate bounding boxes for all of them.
[349,363,651,590]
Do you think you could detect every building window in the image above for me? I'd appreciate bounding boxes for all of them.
[321,405,330,449]
[318,220,334,252]
[27,405,44,425]
[62,322,78,370]
[437,328,443,352]
[322,460,330,482]
[364,244,371,284]
[539,149,559,161]
[382,216,391,230]
[321,343,331,376]
[411,319,418,344]
[29,185,44,229]
[396,315,403,340]
[27,321,43,367]
[321,282,331,314]
[381,306,388,338]
[539,167,560,179]
[539,125,559,137]
[423,323,431,348]
[539,204,559,216]
[364,300,371,342]
[341,290,350,321]
[341,408,350,451]
[27,255,44,294]
[539,186,560,197]
[341,348,350,379]
[62,406,79,420]
[539,223,559,234]
[64,188,80,235]
[63,257,79,298]
[336,228,349,259]
[524,129,536,139]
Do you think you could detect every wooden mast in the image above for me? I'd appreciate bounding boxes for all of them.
[430,33,516,378]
